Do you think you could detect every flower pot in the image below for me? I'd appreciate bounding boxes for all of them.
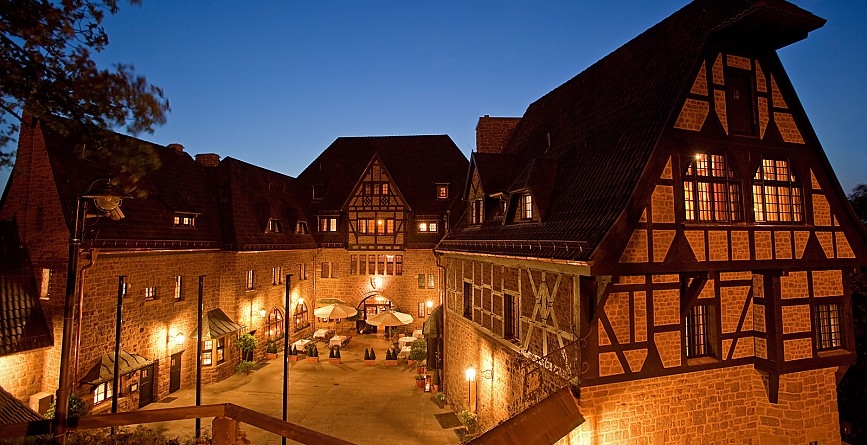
[364,359,376,366]
[415,379,425,388]
[306,356,319,363]
[416,366,425,375]
[385,359,398,366]
[407,360,416,366]
[265,353,278,360]
[328,358,341,365]
[288,355,298,363]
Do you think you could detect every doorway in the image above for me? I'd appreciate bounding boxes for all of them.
[169,352,182,393]
[139,364,155,408]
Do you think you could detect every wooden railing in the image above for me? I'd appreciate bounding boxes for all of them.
[0,403,354,445]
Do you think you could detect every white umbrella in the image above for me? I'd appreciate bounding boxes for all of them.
[366,310,413,327]
[314,303,358,320]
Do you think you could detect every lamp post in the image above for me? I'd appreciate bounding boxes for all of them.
[111,275,126,435]
[53,178,130,444]
[282,273,293,445]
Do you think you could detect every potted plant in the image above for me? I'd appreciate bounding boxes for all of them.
[364,348,376,365]
[265,341,278,360]
[288,344,298,362]
[384,347,398,366]
[237,333,258,362]
[414,374,425,388]
[306,343,319,363]
[328,345,341,365]
[433,392,446,409]
[458,409,478,435]
[408,339,426,369]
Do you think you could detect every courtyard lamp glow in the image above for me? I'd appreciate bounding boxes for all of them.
[54,178,131,444]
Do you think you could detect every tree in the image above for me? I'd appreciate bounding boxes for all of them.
[849,184,867,225]
[0,0,170,168]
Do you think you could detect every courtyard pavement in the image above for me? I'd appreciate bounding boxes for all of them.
[143,333,462,445]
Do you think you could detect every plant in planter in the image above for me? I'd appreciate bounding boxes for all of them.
[237,333,258,362]
[457,409,478,432]
[433,392,447,409]
[328,346,341,365]
[408,339,426,369]
[384,347,398,366]
[236,360,254,374]
[363,348,376,365]
[45,394,86,419]
[265,341,278,360]
[306,343,319,363]
[288,344,298,362]
[414,374,426,388]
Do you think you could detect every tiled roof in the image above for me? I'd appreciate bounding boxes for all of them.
[0,221,52,356]
[0,385,42,424]
[297,135,468,244]
[39,119,223,250]
[80,350,153,386]
[440,0,824,262]
[217,158,318,251]
[190,308,245,341]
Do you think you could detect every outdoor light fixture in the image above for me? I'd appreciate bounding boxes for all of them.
[55,177,131,444]
[173,332,185,346]
[424,375,432,392]
[465,367,476,382]
[259,308,267,318]
[466,367,477,412]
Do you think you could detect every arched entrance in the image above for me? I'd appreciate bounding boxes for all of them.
[356,293,394,334]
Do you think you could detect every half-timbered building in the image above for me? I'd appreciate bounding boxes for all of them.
[437,1,867,443]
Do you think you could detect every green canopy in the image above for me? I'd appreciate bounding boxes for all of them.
[422,304,442,337]
[80,350,152,386]
[191,308,244,340]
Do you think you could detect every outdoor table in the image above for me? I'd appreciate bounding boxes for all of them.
[313,329,329,340]
[293,339,311,350]
[398,336,416,349]
[399,346,411,359]
[329,335,347,347]
[412,329,423,338]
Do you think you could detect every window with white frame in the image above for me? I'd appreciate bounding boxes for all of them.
[173,212,197,227]
[216,337,226,363]
[94,382,112,405]
[471,199,483,225]
[272,266,283,285]
[752,158,803,223]
[203,340,213,365]
[427,274,435,289]
[144,286,157,301]
[521,193,533,220]
[295,221,309,234]
[267,218,283,233]
[319,217,338,232]
[436,184,449,199]
[418,221,438,232]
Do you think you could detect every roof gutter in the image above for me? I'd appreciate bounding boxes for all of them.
[434,247,591,268]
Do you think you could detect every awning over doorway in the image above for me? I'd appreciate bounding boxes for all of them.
[80,350,152,386]
[467,386,584,445]
[191,308,245,340]
[422,304,442,337]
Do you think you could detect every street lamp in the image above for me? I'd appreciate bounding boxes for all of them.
[54,178,130,444]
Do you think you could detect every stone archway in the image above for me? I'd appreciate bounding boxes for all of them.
[355,293,394,334]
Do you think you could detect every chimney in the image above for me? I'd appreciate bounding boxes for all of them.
[195,153,221,167]
[475,115,521,153]
[167,143,185,153]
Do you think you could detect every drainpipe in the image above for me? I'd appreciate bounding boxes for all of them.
[72,251,98,385]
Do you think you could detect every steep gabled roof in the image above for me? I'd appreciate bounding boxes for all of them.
[440,0,825,262]
[217,158,317,251]
[297,135,468,218]
[38,118,223,249]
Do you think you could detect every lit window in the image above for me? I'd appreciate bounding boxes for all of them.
[377,255,385,275]
[94,382,112,405]
[40,268,51,300]
[395,255,403,275]
[386,255,395,275]
[174,276,183,301]
[299,262,308,280]
[522,193,533,220]
[294,301,309,329]
[427,274,435,289]
[685,304,712,358]
[382,183,389,195]
[319,217,338,232]
[368,255,376,275]
[386,219,395,234]
[418,221,438,233]
[173,213,197,227]
[683,153,742,222]
[471,199,483,225]
[203,340,213,365]
[246,270,255,290]
[753,158,803,223]
[815,303,842,350]
[295,221,309,234]
[436,184,449,199]
[418,274,426,288]
[144,286,157,301]
[272,266,283,285]
[267,219,283,233]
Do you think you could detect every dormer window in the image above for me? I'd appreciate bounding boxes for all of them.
[267,219,283,233]
[173,212,197,227]
[471,199,483,225]
[418,221,438,233]
[319,216,338,232]
[521,193,533,220]
[312,185,325,200]
[753,158,803,223]
[436,184,449,200]
[295,221,309,234]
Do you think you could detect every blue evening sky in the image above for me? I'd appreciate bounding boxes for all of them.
[1,0,865,193]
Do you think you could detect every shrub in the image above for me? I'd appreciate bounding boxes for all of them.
[235,360,254,374]
[409,339,426,362]
[288,345,297,356]
[435,392,446,402]
[457,409,477,428]
[45,393,86,419]
[266,341,278,354]
[364,348,370,360]
[334,346,341,358]
[369,348,376,360]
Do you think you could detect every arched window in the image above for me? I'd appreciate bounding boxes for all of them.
[683,153,742,222]
[752,158,803,223]
[266,307,284,340]
[293,302,309,330]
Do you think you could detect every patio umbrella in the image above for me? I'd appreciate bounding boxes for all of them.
[314,302,358,320]
[366,310,413,327]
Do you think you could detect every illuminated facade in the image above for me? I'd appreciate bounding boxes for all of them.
[437,1,866,444]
